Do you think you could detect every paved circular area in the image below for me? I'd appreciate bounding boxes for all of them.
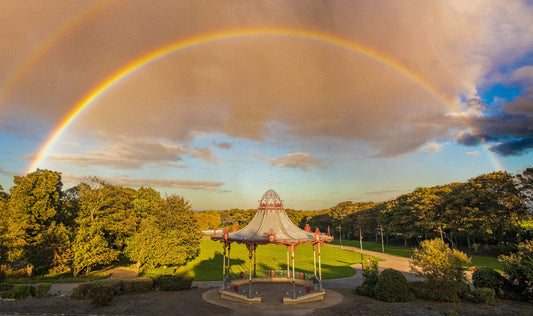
[202,283,343,315]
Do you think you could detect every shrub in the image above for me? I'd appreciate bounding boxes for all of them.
[86,283,114,307]
[499,240,533,302]
[472,287,495,304]
[472,267,507,297]
[0,283,14,298]
[35,283,52,298]
[374,269,414,302]
[356,257,379,297]
[410,238,471,282]
[120,278,153,294]
[356,284,375,297]
[412,279,469,302]
[153,275,193,291]
[11,284,32,299]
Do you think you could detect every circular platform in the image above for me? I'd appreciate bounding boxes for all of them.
[202,283,343,313]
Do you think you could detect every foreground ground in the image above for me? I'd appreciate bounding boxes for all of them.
[0,287,531,316]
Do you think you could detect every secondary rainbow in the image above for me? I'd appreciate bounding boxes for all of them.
[26,28,504,173]
[0,0,119,110]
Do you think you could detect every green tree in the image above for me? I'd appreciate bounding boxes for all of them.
[72,220,119,276]
[410,238,471,282]
[125,195,202,268]
[445,172,527,247]
[499,240,533,301]
[7,169,70,273]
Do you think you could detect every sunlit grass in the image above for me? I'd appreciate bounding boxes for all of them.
[331,239,413,258]
[332,238,505,272]
[143,238,372,281]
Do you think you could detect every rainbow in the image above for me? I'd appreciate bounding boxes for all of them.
[26,28,504,173]
[0,0,119,110]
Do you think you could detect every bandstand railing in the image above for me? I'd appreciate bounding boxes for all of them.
[221,270,323,300]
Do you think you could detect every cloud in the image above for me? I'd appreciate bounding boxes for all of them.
[1,1,533,158]
[215,142,232,150]
[466,151,480,156]
[61,174,224,191]
[258,152,325,171]
[46,141,219,169]
[454,95,533,156]
[420,142,442,154]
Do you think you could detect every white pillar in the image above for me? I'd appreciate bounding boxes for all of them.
[313,243,317,278]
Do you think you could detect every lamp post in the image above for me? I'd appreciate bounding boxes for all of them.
[337,224,342,249]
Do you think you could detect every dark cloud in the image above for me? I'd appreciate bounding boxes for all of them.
[215,142,232,150]
[456,96,533,156]
[490,138,533,156]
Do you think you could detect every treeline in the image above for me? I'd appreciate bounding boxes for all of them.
[0,170,202,276]
[197,169,533,252]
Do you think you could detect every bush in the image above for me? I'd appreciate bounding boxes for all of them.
[86,283,114,307]
[472,267,507,297]
[472,287,495,304]
[356,284,375,297]
[410,238,471,282]
[71,278,153,305]
[153,275,193,291]
[120,278,153,294]
[374,269,414,302]
[499,240,533,302]
[412,279,469,302]
[35,283,52,298]
[356,257,379,297]
[0,283,14,298]
[11,284,32,299]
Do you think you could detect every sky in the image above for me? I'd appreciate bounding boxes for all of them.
[1,0,533,210]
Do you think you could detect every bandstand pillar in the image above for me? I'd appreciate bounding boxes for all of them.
[318,242,322,290]
[253,244,257,278]
[286,248,290,278]
[313,244,317,278]
[248,244,253,298]
[223,242,227,280]
[291,244,296,299]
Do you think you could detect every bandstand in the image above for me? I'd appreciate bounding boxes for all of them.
[211,189,333,304]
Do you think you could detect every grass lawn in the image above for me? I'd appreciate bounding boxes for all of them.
[143,238,372,281]
[331,239,504,272]
[331,239,413,258]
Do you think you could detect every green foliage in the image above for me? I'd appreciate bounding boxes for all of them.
[35,283,52,298]
[125,195,202,268]
[472,287,495,304]
[153,275,193,291]
[411,279,469,302]
[356,257,379,297]
[72,222,119,276]
[410,238,471,282]
[499,240,533,301]
[7,169,70,272]
[472,267,507,297]
[374,268,414,302]
[11,284,32,299]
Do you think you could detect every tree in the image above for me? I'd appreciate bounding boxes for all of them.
[516,167,533,212]
[445,172,527,247]
[125,195,202,268]
[499,240,533,301]
[410,238,471,282]
[72,220,119,276]
[7,169,70,273]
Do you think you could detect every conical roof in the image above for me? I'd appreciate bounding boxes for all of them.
[212,189,333,245]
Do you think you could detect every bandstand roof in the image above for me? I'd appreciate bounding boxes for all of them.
[212,189,333,245]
